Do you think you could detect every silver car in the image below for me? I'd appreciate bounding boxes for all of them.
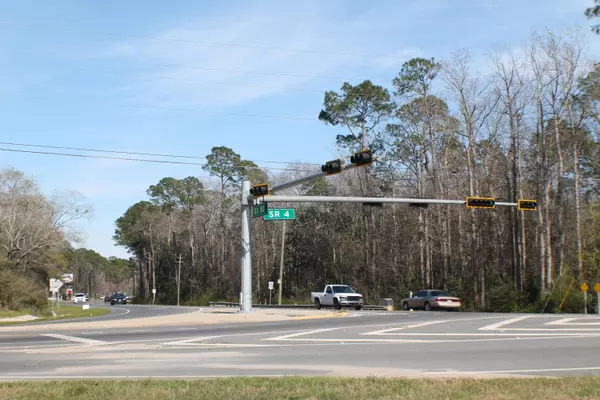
[401,289,461,311]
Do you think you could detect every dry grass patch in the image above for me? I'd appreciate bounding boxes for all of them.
[1,376,600,400]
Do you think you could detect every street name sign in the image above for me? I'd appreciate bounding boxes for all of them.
[263,208,296,220]
[253,201,268,218]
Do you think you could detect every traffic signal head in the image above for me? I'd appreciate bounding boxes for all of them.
[249,183,270,198]
[321,159,343,175]
[350,149,373,166]
[518,199,537,211]
[466,196,496,209]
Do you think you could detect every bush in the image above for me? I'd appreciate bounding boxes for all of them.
[0,269,48,313]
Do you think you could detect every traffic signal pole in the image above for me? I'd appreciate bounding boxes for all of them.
[262,195,518,207]
[240,180,253,313]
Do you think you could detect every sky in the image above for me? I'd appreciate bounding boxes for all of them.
[0,0,598,259]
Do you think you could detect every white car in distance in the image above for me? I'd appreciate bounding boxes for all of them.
[73,293,88,304]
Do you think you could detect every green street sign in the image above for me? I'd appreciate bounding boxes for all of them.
[253,202,268,218]
[263,208,296,220]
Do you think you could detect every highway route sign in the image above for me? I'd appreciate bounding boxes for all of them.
[263,208,296,220]
[253,202,268,218]
[594,283,600,293]
[581,282,589,292]
[268,281,274,290]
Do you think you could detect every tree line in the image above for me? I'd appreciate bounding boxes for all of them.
[114,30,600,312]
[0,168,133,310]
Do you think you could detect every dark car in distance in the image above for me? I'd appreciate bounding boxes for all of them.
[110,293,128,305]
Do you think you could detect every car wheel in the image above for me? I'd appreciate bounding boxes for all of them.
[402,302,409,310]
[424,302,432,311]
[110,301,115,305]
[314,298,321,310]
[355,306,362,310]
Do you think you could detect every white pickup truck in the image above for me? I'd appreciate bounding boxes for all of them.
[311,284,364,310]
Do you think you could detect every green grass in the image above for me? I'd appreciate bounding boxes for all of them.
[1,377,600,400]
[0,309,27,318]
[0,305,110,325]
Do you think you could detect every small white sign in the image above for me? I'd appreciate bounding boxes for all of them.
[152,288,156,294]
[82,304,90,310]
[268,281,274,290]
[53,279,63,290]
[49,279,56,292]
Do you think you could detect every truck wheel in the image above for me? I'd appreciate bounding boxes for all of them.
[333,299,341,310]
[355,306,362,310]
[314,298,322,310]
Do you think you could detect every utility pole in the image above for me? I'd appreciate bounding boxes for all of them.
[177,253,182,306]
[278,220,286,305]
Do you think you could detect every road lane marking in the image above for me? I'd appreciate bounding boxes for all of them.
[0,374,288,380]
[478,316,530,330]
[126,330,151,333]
[363,320,452,335]
[426,366,600,375]
[545,318,600,326]
[264,334,600,343]
[163,336,223,345]
[41,334,106,345]
[267,328,341,341]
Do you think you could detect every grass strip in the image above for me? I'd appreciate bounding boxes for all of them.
[1,376,600,400]
[0,305,110,325]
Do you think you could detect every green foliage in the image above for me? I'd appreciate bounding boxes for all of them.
[319,80,395,152]
[393,57,441,97]
[202,146,264,189]
[147,177,205,212]
[585,0,600,33]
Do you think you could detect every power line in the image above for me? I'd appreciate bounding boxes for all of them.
[0,141,322,166]
[0,147,314,172]
[5,92,318,122]
[8,48,371,83]
[0,20,405,60]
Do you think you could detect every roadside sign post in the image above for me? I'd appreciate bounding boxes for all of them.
[594,283,600,315]
[152,288,156,305]
[52,279,63,312]
[581,283,589,314]
[268,281,274,304]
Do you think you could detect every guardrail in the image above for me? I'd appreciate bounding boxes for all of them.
[208,301,389,311]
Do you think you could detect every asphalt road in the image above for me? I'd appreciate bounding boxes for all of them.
[1,310,600,379]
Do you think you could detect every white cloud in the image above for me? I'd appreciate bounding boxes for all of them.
[99,2,420,109]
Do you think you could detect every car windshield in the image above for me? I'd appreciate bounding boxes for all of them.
[75,293,84,297]
[332,285,355,293]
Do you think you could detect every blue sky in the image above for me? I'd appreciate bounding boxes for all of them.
[0,0,597,258]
